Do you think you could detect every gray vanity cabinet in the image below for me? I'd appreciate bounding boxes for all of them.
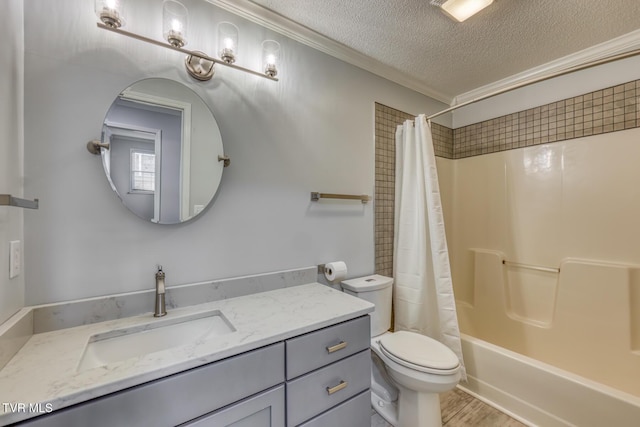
[17,315,371,427]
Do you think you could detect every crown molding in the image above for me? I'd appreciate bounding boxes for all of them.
[453,29,640,106]
[207,1,640,109]
[206,0,454,104]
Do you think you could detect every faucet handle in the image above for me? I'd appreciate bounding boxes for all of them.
[156,265,165,278]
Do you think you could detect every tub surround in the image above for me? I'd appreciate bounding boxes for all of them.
[459,250,640,397]
[0,270,373,425]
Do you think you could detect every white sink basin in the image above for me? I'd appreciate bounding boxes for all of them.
[77,310,235,371]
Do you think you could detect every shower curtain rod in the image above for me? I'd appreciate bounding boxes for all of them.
[427,47,640,121]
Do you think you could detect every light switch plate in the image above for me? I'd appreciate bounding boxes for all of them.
[9,240,21,279]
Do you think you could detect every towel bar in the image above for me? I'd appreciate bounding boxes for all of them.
[0,195,39,210]
[310,192,370,204]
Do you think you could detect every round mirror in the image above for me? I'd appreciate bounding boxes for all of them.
[99,78,224,224]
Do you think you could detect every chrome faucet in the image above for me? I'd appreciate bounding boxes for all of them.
[154,265,167,317]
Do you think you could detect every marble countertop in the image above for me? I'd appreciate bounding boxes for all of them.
[0,283,374,425]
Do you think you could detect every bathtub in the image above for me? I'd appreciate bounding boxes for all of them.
[459,334,640,427]
[454,249,640,426]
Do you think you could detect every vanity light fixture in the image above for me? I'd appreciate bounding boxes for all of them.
[434,0,494,22]
[94,0,279,82]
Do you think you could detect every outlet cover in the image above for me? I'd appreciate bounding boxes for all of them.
[9,240,21,279]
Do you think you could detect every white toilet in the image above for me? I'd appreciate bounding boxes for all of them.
[341,274,461,427]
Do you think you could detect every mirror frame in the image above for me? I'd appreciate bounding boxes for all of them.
[98,78,225,224]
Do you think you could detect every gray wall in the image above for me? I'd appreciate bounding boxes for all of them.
[23,0,447,304]
[0,0,25,324]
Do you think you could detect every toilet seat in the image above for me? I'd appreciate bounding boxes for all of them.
[379,331,460,375]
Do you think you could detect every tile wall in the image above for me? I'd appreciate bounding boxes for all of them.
[374,78,640,276]
[374,103,453,276]
[454,80,640,158]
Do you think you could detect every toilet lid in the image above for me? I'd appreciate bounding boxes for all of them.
[379,331,460,374]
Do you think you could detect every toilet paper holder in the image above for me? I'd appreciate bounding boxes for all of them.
[318,261,348,283]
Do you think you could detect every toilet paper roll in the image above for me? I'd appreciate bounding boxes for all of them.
[324,261,348,283]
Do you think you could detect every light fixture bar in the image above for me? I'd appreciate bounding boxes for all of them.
[97,23,278,81]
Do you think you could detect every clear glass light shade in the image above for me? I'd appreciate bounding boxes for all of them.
[261,40,280,78]
[163,0,188,48]
[440,0,493,22]
[95,0,125,28]
[218,22,239,64]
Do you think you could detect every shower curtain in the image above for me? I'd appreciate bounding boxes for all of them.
[394,114,465,378]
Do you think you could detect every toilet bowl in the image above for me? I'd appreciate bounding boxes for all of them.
[341,275,461,427]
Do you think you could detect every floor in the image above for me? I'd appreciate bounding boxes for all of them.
[370,388,528,427]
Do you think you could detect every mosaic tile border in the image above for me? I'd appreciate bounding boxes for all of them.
[454,79,640,159]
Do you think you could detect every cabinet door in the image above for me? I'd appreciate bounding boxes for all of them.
[182,385,285,427]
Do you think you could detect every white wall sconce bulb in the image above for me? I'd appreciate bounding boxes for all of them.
[95,0,125,28]
[262,40,280,78]
[218,22,239,64]
[163,0,188,48]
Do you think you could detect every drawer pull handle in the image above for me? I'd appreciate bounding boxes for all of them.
[326,341,347,353]
[326,380,348,395]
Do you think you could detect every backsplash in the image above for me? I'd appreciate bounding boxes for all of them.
[0,266,318,371]
[374,78,640,276]
[31,267,317,334]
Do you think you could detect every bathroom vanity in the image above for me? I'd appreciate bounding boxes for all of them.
[0,275,374,427]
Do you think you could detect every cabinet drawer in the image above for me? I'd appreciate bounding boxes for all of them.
[181,385,285,427]
[286,315,370,380]
[19,343,284,427]
[286,350,371,427]
[298,390,370,427]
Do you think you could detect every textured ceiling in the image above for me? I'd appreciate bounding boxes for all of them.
[247,0,640,102]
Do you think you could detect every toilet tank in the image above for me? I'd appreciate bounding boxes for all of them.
[341,275,393,337]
